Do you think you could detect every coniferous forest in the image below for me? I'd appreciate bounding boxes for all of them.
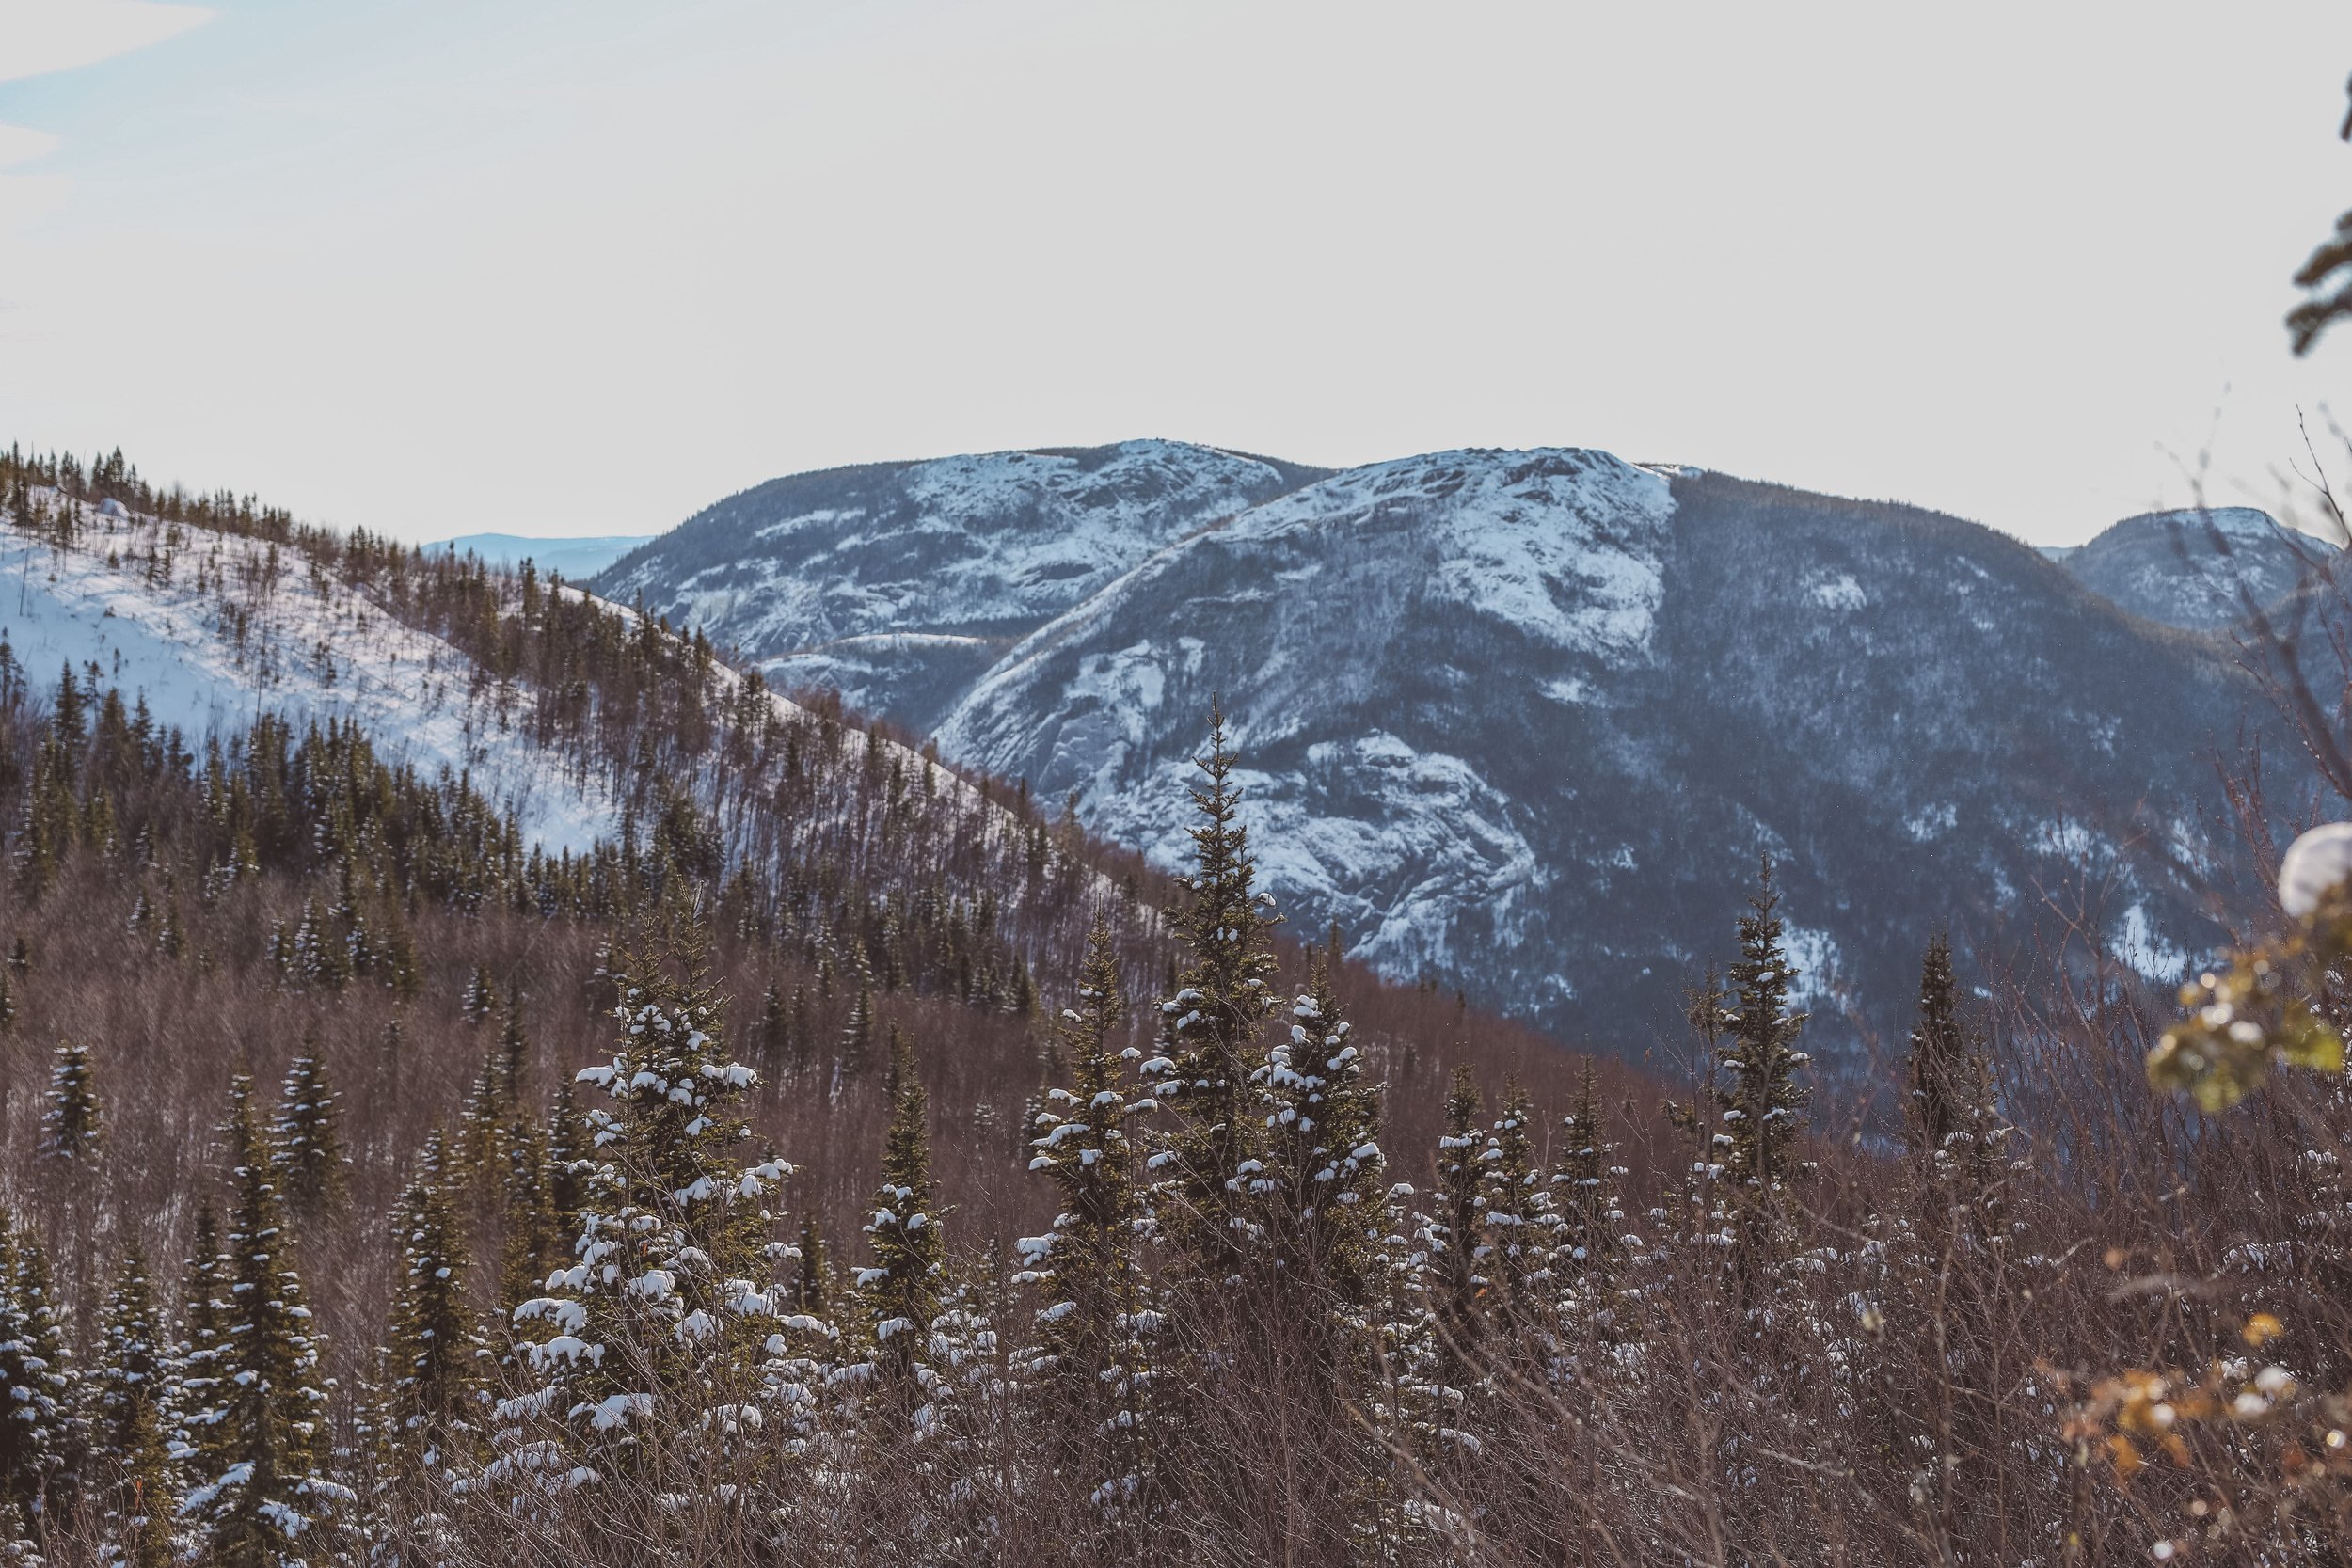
[3,441,2352,1568]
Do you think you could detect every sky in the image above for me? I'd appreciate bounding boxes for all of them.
[3,1,2352,547]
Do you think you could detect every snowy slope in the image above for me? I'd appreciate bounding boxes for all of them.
[0,492,1119,988]
[0,503,620,852]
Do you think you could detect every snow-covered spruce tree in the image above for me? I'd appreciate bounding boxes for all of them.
[1712,856,1811,1283]
[1551,1060,1633,1333]
[753,1210,835,1486]
[1256,959,1389,1346]
[1379,1173,1468,1496]
[495,982,532,1110]
[171,1201,228,1477]
[1656,970,1734,1278]
[1014,921,1158,1496]
[838,981,876,1084]
[93,1249,178,1568]
[1357,1172,1437,1550]
[460,965,494,1026]
[0,1215,81,1554]
[269,1045,347,1225]
[1480,1078,1552,1325]
[39,1041,101,1162]
[1904,933,2011,1239]
[544,1076,590,1238]
[496,1116,562,1338]
[857,1029,945,1392]
[454,990,531,1194]
[385,1129,487,1470]
[500,923,787,1495]
[1249,958,1405,1548]
[183,1075,343,1566]
[1423,1068,1491,1386]
[1148,705,1280,1281]
[452,1036,511,1196]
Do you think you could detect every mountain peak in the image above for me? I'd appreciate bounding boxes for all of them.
[2057,505,2331,631]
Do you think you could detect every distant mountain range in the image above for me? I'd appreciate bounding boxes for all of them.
[594,440,2339,1069]
[433,531,654,580]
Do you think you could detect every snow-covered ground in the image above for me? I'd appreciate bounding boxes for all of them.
[0,503,620,852]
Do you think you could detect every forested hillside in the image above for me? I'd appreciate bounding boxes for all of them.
[0,446,2346,1565]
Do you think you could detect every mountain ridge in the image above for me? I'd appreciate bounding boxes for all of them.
[2046,505,2335,631]
[596,440,2324,1068]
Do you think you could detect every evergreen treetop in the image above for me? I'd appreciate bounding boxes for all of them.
[94,1247,176,1568]
[39,1039,101,1162]
[183,1075,343,1566]
[1016,920,1152,1387]
[1152,704,1282,1275]
[385,1128,486,1467]
[269,1045,348,1219]
[502,920,787,1476]
[863,1028,945,1384]
[1712,856,1811,1274]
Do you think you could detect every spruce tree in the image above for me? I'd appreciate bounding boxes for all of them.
[270,1046,348,1226]
[1905,933,2011,1235]
[545,1078,590,1237]
[1907,934,1964,1164]
[385,1129,486,1467]
[495,983,531,1111]
[453,1037,510,1194]
[183,1075,342,1564]
[496,1117,562,1332]
[1885,937,2021,1554]
[1016,920,1154,1450]
[1258,961,1388,1335]
[864,1030,944,1385]
[1149,705,1280,1278]
[839,982,876,1082]
[1551,1060,1631,1327]
[94,1249,178,1568]
[0,1216,79,1552]
[39,1040,101,1161]
[756,981,788,1073]
[173,1201,229,1474]
[1480,1078,1551,1322]
[1425,1068,1491,1379]
[503,925,787,1484]
[460,966,494,1025]
[1712,856,1811,1278]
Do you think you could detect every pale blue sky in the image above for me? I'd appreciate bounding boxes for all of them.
[4,1,2352,546]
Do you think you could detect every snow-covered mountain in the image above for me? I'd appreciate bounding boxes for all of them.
[2043,507,2336,631]
[599,445,2310,1069]
[597,440,1331,733]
